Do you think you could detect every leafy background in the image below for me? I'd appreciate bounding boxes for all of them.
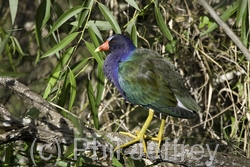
[0,0,249,166]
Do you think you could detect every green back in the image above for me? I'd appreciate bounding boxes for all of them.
[118,49,201,118]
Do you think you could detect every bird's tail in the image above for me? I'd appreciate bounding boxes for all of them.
[148,104,198,119]
[166,106,198,119]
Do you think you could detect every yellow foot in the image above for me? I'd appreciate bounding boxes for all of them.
[114,131,147,153]
[114,109,155,153]
[113,109,167,155]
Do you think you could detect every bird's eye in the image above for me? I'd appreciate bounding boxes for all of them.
[109,40,115,45]
[110,41,114,44]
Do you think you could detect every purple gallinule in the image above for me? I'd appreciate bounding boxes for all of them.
[95,34,201,153]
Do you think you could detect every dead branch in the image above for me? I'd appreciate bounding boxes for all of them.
[0,77,249,167]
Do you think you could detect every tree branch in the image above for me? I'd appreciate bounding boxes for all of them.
[0,77,249,167]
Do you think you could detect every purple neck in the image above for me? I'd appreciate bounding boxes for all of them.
[103,48,135,97]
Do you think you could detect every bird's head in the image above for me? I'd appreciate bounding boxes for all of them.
[95,34,136,53]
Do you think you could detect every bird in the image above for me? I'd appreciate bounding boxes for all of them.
[95,34,201,153]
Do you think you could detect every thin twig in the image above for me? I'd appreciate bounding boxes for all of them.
[198,0,250,62]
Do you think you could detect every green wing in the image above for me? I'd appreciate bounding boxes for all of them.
[118,49,201,118]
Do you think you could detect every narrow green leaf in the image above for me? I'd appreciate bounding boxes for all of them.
[0,71,26,77]
[43,47,74,99]
[85,41,103,66]
[126,20,133,35]
[42,32,79,58]
[67,114,83,136]
[35,4,44,50]
[6,44,16,72]
[98,3,121,33]
[4,143,13,164]
[88,21,103,42]
[201,1,238,36]
[64,143,75,159]
[53,47,75,73]
[125,0,140,11]
[68,68,76,111]
[9,0,18,25]
[88,20,112,31]
[0,28,10,57]
[96,66,105,106]
[25,107,40,119]
[80,0,94,21]
[72,57,92,74]
[43,71,60,99]
[87,26,106,67]
[47,6,84,36]
[126,20,137,46]
[112,156,123,167]
[131,24,137,47]
[12,37,24,55]
[42,0,51,28]
[154,6,173,41]
[87,79,99,129]
[58,71,70,114]
[70,0,93,33]
[35,0,51,52]
[240,5,247,46]
[236,0,247,27]
[230,117,238,138]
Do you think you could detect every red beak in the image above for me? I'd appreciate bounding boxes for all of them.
[95,40,109,52]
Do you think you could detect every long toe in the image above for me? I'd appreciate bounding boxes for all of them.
[114,131,147,153]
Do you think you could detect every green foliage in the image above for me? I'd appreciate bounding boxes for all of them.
[154,5,173,41]
[97,3,122,34]
[8,0,18,25]
[41,32,79,58]
[0,0,249,166]
[200,1,239,36]
[199,16,212,29]
[0,28,25,76]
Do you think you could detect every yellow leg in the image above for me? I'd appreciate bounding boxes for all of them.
[151,115,166,154]
[114,109,155,153]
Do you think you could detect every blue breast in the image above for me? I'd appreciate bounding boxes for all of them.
[103,50,135,99]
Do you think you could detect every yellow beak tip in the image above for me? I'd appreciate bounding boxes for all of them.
[94,47,101,52]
